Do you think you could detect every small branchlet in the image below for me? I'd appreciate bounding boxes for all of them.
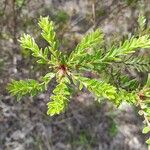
[7,15,150,144]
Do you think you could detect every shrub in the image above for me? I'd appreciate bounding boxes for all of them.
[8,15,150,144]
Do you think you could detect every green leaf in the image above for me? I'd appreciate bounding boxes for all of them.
[68,29,104,65]
[7,79,44,101]
[79,82,84,90]
[103,35,150,61]
[47,79,71,116]
[138,14,146,31]
[146,138,150,145]
[116,89,138,106]
[123,55,150,72]
[42,72,55,90]
[38,16,60,58]
[146,74,150,87]
[74,75,117,101]
[19,34,48,64]
[142,126,150,134]
[15,0,24,7]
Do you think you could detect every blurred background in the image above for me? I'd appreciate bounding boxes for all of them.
[0,0,150,150]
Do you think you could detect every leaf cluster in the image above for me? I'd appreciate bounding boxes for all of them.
[7,15,150,144]
[138,74,150,144]
[7,15,150,145]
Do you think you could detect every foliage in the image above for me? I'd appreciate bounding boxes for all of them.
[108,119,118,137]
[124,0,138,5]
[19,34,49,64]
[47,77,71,115]
[102,35,150,62]
[138,14,146,32]
[7,72,55,101]
[138,74,150,144]
[73,75,117,101]
[15,0,24,7]
[7,15,150,144]
[54,10,69,24]
[123,55,150,72]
